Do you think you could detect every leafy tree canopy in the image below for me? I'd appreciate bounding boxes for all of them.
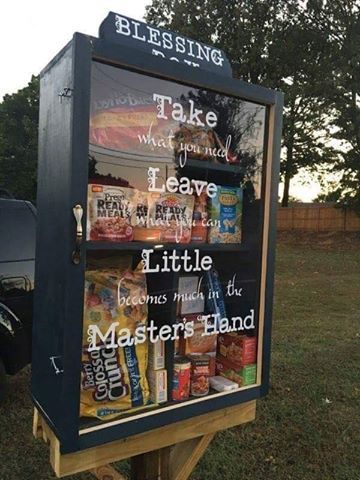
[0,76,39,203]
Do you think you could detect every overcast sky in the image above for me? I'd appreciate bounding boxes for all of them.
[0,0,149,100]
[0,0,324,201]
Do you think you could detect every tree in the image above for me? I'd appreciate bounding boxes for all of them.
[145,0,335,206]
[0,76,39,203]
[306,1,360,211]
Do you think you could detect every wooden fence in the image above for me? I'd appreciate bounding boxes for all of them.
[277,204,360,232]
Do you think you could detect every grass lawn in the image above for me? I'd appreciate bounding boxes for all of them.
[0,235,359,480]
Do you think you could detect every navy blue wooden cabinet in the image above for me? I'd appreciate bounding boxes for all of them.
[32,27,283,454]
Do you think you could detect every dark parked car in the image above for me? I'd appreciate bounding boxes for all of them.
[0,197,36,399]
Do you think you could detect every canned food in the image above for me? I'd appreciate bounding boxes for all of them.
[190,354,210,397]
[172,356,191,401]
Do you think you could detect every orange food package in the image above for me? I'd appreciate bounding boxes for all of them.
[87,184,135,242]
[148,192,194,243]
[191,192,208,243]
[80,263,150,419]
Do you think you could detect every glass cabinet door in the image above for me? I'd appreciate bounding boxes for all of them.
[80,61,267,430]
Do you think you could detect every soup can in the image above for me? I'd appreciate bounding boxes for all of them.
[190,354,210,397]
[172,356,191,401]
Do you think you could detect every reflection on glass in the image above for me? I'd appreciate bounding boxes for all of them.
[80,61,268,425]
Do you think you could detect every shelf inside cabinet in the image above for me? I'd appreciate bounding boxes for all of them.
[86,241,250,252]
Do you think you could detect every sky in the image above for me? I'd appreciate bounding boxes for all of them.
[0,0,322,202]
[0,0,149,100]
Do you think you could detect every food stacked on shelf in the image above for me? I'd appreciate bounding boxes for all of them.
[87,182,243,244]
[172,270,257,402]
[81,260,151,419]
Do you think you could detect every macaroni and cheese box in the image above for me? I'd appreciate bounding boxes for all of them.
[216,357,257,387]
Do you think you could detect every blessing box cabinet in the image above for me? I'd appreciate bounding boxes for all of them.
[32,32,283,453]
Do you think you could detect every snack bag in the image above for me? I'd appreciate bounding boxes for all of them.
[208,186,242,243]
[80,263,150,419]
[87,184,136,242]
[148,192,194,243]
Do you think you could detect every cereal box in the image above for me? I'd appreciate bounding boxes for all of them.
[87,184,135,242]
[218,334,257,367]
[208,186,242,244]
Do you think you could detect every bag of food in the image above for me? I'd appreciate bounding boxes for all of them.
[87,184,136,242]
[208,186,242,244]
[148,192,194,243]
[80,262,150,419]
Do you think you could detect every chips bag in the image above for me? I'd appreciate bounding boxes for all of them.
[80,262,150,419]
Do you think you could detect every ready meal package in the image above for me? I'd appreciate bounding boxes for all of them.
[80,263,150,419]
[208,186,242,244]
[87,184,136,242]
[148,192,194,243]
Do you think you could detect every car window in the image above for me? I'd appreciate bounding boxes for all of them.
[0,201,36,262]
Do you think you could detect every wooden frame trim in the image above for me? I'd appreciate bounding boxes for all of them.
[34,400,256,477]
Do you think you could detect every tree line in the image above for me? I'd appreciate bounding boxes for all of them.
[0,0,358,210]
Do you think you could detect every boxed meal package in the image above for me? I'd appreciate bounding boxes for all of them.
[216,356,257,387]
[208,186,242,244]
[148,192,194,243]
[218,334,257,367]
[81,263,150,419]
[87,184,135,242]
[147,368,167,404]
[178,314,217,376]
[148,339,165,371]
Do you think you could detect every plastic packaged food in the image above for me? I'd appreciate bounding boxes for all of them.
[189,354,210,397]
[87,184,135,242]
[209,376,239,392]
[148,192,194,243]
[80,262,150,419]
[172,356,191,401]
[208,186,242,244]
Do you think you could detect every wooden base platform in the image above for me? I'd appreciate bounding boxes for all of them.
[33,400,256,479]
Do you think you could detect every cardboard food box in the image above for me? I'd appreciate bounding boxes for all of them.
[177,276,205,315]
[218,334,257,367]
[147,369,167,404]
[148,339,165,371]
[216,356,257,387]
[178,315,217,376]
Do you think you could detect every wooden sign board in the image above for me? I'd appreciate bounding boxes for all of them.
[31,12,283,469]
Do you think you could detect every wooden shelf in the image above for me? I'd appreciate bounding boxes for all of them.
[86,241,249,252]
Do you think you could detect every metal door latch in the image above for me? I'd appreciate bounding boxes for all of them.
[72,204,83,264]
[50,356,64,375]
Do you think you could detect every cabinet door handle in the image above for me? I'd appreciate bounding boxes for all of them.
[72,204,83,264]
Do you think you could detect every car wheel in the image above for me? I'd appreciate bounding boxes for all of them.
[0,357,6,402]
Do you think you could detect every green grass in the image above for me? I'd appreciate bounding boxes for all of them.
[0,238,359,479]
